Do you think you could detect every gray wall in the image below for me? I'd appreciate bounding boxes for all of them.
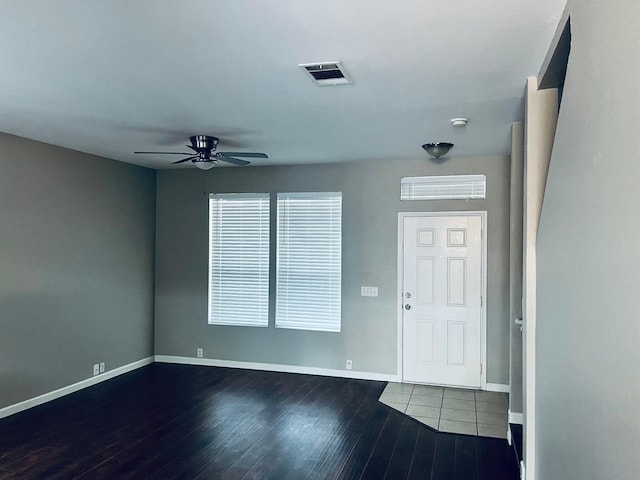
[155,156,511,384]
[536,1,640,478]
[0,133,156,409]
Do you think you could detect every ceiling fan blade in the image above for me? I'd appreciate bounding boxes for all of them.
[172,156,197,164]
[217,152,268,159]
[215,153,250,166]
[135,151,193,155]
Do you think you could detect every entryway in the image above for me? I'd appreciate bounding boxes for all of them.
[398,212,487,389]
[379,382,508,439]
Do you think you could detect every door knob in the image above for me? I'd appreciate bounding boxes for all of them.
[405,292,412,299]
[404,304,411,310]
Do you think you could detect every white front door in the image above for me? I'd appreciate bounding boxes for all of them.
[401,214,484,388]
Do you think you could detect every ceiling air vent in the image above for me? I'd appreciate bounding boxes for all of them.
[299,61,353,86]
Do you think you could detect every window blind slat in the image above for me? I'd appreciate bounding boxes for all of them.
[208,193,270,327]
[276,192,342,333]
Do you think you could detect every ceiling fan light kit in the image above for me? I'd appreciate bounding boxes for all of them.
[134,135,268,168]
[195,160,216,170]
[422,142,454,159]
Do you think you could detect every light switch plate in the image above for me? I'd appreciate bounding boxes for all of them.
[361,286,378,297]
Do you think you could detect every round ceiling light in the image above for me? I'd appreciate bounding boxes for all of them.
[421,142,454,159]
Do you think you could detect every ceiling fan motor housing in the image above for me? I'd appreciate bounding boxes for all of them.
[190,135,219,152]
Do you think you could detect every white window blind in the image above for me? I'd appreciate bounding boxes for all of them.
[276,192,342,332]
[208,193,270,327]
[401,174,487,200]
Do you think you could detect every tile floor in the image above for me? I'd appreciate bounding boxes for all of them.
[379,382,509,439]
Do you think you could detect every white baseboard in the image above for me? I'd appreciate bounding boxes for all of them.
[0,356,154,420]
[486,382,510,393]
[1,356,509,420]
[509,409,524,424]
[154,355,399,382]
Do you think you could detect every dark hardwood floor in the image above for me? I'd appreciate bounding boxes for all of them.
[509,424,523,467]
[0,364,519,479]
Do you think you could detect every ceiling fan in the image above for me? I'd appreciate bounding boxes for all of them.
[134,135,268,170]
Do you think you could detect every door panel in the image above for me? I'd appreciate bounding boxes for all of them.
[417,320,435,363]
[417,257,435,305]
[402,215,483,388]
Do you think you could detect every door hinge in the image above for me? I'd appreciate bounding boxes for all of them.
[480,363,483,375]
[480,296,483,307]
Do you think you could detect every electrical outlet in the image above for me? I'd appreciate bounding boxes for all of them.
[346,359,353,370]
[99,362,105,374]
[93,364,100,376]
[361,286,378,297]
[197,348,203,358]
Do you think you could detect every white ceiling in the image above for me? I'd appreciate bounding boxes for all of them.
[0,0,565,169]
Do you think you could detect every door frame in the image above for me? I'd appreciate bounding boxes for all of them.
[397,211,488,389]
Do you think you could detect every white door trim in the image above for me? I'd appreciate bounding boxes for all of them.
[397,211,488,389]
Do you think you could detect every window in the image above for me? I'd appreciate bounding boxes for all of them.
[276,192,342,332]
[208,193,270,327]
[401,174,487,201]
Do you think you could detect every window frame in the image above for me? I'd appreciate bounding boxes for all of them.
[400,174,487,201]
[275,191,343,333]
[207,192,271,328]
